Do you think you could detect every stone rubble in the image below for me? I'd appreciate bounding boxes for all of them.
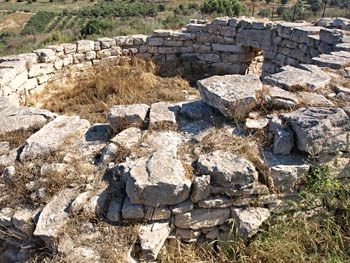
[0,15,349,262]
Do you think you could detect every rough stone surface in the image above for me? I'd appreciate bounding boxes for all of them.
[283,107,350,154]
[0,106,56,134]
[122,197,144,219]
[171,199,194,214]
[197,150,258,190]
[126,151,191,207]
[110,127,142,148]
[106,197,123,223]
[175,208,230,230]
[264,86,300,109]
[150,102,180,129]
[273,129,294,155]
[231,207,270,238]
[34,188,77,242]
[197,74,262,117]
[139,222,170,261]
[264,65,331,90]
[20,116,90,160]
[245,118,269,129]
[298,91,334,106]
[191,175,211,202]
[197,196,231,208]
[180,100,214,121]
[108,104,149,131]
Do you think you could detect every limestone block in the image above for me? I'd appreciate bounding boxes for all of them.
[147,37,164,46]
[139,222,170,261]
[131,34,148,45]
[122,197,144,219]
[62,43,76,54]
[28,63,54,78]
[198,53,220,63]
[175,208,230,230]
[126,151,191,207]
[108,104,149,131]
[85,51,96,60]
[76,40,94,53]
[63,55,73,66]
[191,175,211,203]
[33,49,56,63]
[231,207,270,237]
[96,49,111,59]
[212,44,250,53]
[97,37,115,49]
[9,71,28,91]
[150,102,180,129]
[319,28,344,44]
[283,107,350,154]
[290,26,322,43]
[197,74,262,117]
[153,29,173,37]
[273,129,294,155]
[197,150,258,189]
[73,53,85,64]
[197,196,231,208]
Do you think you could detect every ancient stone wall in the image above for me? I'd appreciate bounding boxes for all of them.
[1,16,349,103]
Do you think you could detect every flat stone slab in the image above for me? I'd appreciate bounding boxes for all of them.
[150,102,180,129]
[283,107,350,154]
[264,65,331,90]
[298,91,334,107]
[34,188,78,242]
[107,104,149,131]
[175,208,230,230]
[312,54,349,69]
[126,151,191,207]
[139,222,170,261]
[197,74,262,118]
[20,115,90,160]
[264,86,301,109]
[110,127,142,148]
[0,106,56,134]
[231,207,270,238]
[197,150,258,189]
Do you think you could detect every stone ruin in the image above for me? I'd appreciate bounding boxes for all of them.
[0,16,349,262]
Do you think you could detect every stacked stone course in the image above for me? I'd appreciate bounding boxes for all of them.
[1,16,349,103]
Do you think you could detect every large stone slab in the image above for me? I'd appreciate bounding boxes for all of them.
[283,107,350,154]
[34,188,78,242]
[231,207,270,238]
[197,150,258,190]
[139,222,170,261]
[107,104,149,131]
[0,106,56,134]
[264,65,331,90]
[126,151,191,207]
[20,115,90,160]
[197,74,262,118]
[264,86,301,109]
[175,208,230,230]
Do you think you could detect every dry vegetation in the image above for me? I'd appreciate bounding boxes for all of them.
[0,11,33,33]
[35,59,198,124]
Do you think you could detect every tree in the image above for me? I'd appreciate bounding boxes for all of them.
[201,0,247,17]
[80,19,113,36]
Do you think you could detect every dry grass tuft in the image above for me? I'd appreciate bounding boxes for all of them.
[36,59,197,124]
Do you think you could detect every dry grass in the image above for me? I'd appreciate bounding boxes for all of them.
[36,59,197,124]
[0,11,33,33]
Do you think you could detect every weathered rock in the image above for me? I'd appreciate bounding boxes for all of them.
[77,40,95,53]
[264,65,331,90]
[175,208,230,230]
[126,151,191,207]
[106,197,123,223]
[1,165,15,185]
[197,150,258,190]
[144,206,171,220]
[110,127,142,148]
[264,86,300,109]
[0,141,10,155]
[283,107,350,154]
[108,104,149,131]
[197,196,231,208]
[33,49,56,63]
[12,208,36,236]
[98,143,118,165]
[231,207,270,238]
[180,100,213,121]
[298,91,334,106]
[264,151,310,192]
[171,199,194,214]
[40,162,67,177]
[34,188,78,242]
[245,118,269,129]
[191,175,211,202]
[273,129,294,155]
[122,197,144,219]
[0,106,56,134]
[142,131,183,157]
[20,116,90,161]
[139,222,170,261]
[198,74,262,117]
[176,228,201,239]
[150,102,180,129]
[312,54,349,69]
